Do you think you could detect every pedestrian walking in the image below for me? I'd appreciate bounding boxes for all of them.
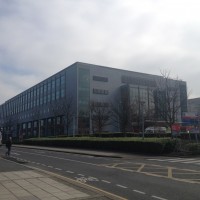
[5,137,12,156]
[0,129,2,146]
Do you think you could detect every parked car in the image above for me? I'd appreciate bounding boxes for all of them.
[145,126,167,134]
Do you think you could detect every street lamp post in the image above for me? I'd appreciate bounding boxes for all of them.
[140,101,145,140]
[197,113,200,143]
[38,120,41,138]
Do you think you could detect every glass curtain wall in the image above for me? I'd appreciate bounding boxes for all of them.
[128,85,155,130]
[78,68,90,134]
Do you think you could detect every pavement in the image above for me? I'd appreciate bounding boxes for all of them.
[0,145,126,200]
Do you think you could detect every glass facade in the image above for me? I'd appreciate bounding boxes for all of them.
[78,68,90,133]
[129,86,154,111]
[0,71,67,138]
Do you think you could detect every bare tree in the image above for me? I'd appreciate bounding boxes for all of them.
[110,93,133,134]
[154,70,188,133]
[3,115,16,139]
[51,102,62,136]
[90,101,110,134]
[59,97,75,136]
[32,107,41,137]
[78,110,90,135]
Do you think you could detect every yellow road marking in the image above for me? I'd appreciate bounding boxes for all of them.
[102,161,200,184]
[173,172,200,174]
[137,164,145,172]
[168,167,173,178]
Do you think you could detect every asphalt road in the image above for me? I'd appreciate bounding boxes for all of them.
[1,146,200,200]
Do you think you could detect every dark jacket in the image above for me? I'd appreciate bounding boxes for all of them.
[6,139,12,148]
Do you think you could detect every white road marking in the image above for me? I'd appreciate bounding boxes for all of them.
[75,177,87,183]
[55,168,62,171]
[102,180,111,184]
[48,166,53,168]
[152,195,168,200]
[88,177,98,181]
[116,184,127,189]
[181,160,200,164]
[169,159,196,163]
[12,152,20,156]
[148,158,198,163]
[133,190,146,194]
[78,174,84,176]
[148,159,165,161]
[66,170,74,174]
[34,150,45,154]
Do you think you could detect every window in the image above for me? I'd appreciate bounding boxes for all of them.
[22,123,26,129]
[48,118,52,124]
[52,80,55,90]
[40,120,44,126]
[47,82,51,92]
[93,88,109,95]
[52,93,55,101]
[28,122,31,129]
[34,121,37,128]
[93,76,108,82]
[57,117,61,124]
[61,75,65,85]
[44,96,47,104]
[56,77,60,88]
[36,99,39,106]
[56,90,60,100]
[47,94,51,103]
[61,89,65,98]
[44,84,47,93]
[40,97,43,105]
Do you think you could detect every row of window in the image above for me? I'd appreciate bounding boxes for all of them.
[93,75,157,88]
[22,117,62,129]
[122,75,156,87]
[2,75,66,117]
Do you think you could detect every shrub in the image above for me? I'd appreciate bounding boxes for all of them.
[185,143,200,154]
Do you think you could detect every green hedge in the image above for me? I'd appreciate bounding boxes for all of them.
[22,137,177,155]
[185,143,200,154]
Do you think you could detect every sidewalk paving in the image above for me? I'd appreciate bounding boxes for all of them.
[0,151,124,200]
[0,168,90,200]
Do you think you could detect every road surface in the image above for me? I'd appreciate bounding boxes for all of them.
[1,146,200,200]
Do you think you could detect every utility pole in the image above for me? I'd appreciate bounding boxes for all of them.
[140,101,145,140]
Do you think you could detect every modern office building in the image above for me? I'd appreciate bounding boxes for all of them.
[181,98,200,127]
[188,98,200,114]
[0,62,188,139]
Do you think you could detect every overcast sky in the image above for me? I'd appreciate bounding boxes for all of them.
[0,0,200,104]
